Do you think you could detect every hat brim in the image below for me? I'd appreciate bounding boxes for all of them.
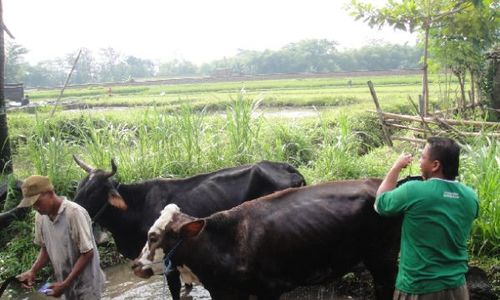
[17,194,41,208]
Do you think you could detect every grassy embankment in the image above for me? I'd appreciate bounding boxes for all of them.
[1,73,498,290]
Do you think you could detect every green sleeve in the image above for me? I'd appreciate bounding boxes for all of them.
[375,182,410,216]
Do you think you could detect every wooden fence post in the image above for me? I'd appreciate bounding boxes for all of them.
[418,95,425,117]
[367,81,393,147]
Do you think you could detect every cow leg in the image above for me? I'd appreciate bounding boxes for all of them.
[363,255,398,300]
[166,269,181,300]
[184,282,193,292]
[209,290,249,300]
[256,293,280,300]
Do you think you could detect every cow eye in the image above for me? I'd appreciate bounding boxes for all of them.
[149,236,158,244]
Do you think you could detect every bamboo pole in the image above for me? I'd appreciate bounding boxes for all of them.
[50,48,82,117]
[408,96,434,135]
[433,101,487,116]
[386,123,500,137]
[387,123,429,133]
[392,136,427,144]
[433,117,467,144]
[368,110,500,128]
[367,81,393,147]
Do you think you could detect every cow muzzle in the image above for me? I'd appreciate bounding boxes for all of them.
[131,261,154,279]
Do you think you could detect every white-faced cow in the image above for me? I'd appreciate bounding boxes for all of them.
[133,179,402,300]
[72,156,305,299]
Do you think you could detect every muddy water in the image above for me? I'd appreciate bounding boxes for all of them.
[101,263,363,300]
[101,263,211,299]
[1,262,364,299]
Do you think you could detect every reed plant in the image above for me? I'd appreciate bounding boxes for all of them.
[461,137,500,256]
[21,115,79,196]
[225,90,262,164]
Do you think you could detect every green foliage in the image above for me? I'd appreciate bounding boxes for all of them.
[0,218,52,284]
[158,59,198,76]
[263,122,314,167]
[461,137,500,256]
[311,113,363,181]
[1,175,22,211]
[13,41,423,88]
[5,42,29,84]
[21,116,80,196]
[225,91,262,164]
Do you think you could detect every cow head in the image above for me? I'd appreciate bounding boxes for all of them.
[132,204,205,279]
[73,155,128,220]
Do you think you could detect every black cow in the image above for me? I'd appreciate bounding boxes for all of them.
[72,156,305,299]
[133,179,402,300]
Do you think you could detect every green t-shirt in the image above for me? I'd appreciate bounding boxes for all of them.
[375,178,479,294]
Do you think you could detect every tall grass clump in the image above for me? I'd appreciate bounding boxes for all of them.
[225,90,262,164]
[262,121,314,167]
[21,116,80,196]
[72,108,206,180]
[461,137,500,257]
[160,105,208,175]
[312,113,365,181]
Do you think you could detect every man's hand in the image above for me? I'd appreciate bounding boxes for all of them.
[47,281,68,298]
[16,270,35,288]
[392,153,413,171]
[376,153,414,197]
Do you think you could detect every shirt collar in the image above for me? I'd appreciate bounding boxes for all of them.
[52,197,68,223]
[429,177,457,183]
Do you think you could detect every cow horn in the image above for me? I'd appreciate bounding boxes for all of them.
[73,155,94,173]
[105,159,118,178]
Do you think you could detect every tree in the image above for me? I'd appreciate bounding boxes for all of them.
[429,0,498,106]
[25,60,67,88]
[5,41,28,83]
[125,56,155,79]
[0,0,12,173]
[284,39,339,72]
[69,48,98,84]
[336,42,421,71]
[158,59,197,76]
[347,0,482,115]
[97,47,128,82]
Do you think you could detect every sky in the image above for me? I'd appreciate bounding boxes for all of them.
[3,0,417,65]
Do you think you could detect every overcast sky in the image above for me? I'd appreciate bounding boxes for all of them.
[4,0,416,64]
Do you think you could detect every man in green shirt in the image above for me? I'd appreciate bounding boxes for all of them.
[375,137,478,299]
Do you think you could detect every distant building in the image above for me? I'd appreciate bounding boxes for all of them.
[4,83,24,102]
[211,68,234,78]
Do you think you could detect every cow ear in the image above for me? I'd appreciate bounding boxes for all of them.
[108,190,127,210]
[180,220,205,238]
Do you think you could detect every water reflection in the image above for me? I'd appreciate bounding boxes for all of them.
[0,263,210,300]
[101,263,210,300]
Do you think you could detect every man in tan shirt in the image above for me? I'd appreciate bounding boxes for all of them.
[16,175,105,299]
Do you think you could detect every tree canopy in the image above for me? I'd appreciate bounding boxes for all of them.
[5,40,422,88]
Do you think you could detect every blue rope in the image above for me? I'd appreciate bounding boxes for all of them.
[162,239,184,299]
[163,239,183,273]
